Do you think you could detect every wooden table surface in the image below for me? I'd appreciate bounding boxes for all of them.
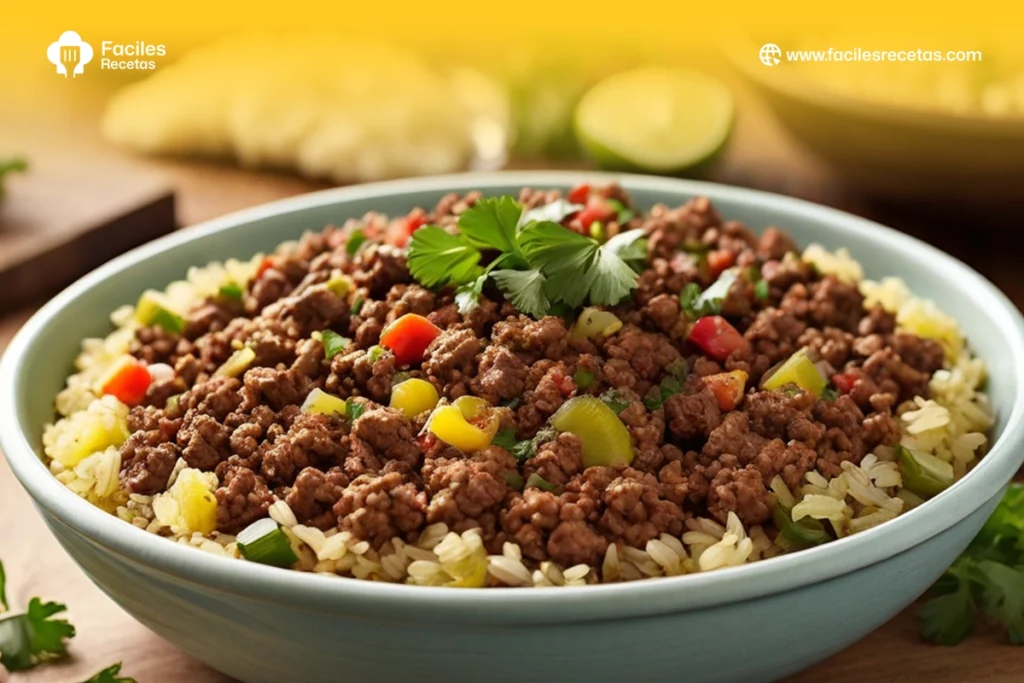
[2,75,1024,683]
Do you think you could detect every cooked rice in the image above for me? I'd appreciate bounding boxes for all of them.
[40,246,996,588]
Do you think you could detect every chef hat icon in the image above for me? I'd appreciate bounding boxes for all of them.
[47,31,94,77]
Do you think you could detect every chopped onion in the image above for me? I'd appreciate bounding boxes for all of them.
[237,518,298,568]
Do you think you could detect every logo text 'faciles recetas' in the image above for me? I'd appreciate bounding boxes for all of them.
[100,40,167,70]
[47,31,166,77]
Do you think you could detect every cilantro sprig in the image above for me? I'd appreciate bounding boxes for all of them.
[919,483,1024,646]
[81,662,137,683]
[0,561,76,672]
[407,197,647,318]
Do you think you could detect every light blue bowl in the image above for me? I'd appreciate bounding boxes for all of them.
[3,172,1023,683]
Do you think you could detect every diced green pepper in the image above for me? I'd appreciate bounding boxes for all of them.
[135,290,184,334]
[237,518,298,568]
[896,444,955,497]
[572,367,595,389]
[525,473,560,492]
[762,348,827,397]
[550,396,634,468]
[772,504,832,548]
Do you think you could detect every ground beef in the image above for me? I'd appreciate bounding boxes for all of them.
[523,433,583,486]
[216,465,274,533]
[285,466,350,530]
[350,408,421,467]
[471,345,529,404]
[664,377,722,441]
[422,446,517,538]
[422,328,481,396]
[112,185,954,580]
[334,471,427,548]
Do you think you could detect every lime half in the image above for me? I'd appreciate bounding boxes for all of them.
[574,67,734,174]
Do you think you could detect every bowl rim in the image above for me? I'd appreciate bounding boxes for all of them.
[3,170,1024,623]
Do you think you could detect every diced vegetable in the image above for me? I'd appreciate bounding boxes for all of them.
[428,403,499,453]
[213,347,256,379]
[254,256,275,279]
[169,469,217,535]
[379,314,442,365]
[453,395,491,420]
[569,307,622,340]
[707,250,736,279]
[345,397,366,421]
[390,378,440,418]
[386,210,428,248]
[832,371,859,394]
[605,198,635,224]
[762,348,827,397]
[525,473,560,493]
[588,220,606,241]
[549,396,633,468]
[572,367,595,389]
[688,315,745,361]
[301,388,347,417]
[345,230,367,256]
[567,183,590,205]
[134,290,184,334]
[218,282,245,301]
[702,370,748,411]
[95,357,152,406]
[503,471,525,491]
[320,330,349,360]
[577,202,615,230]
[600,388,630,414]
[896,444,955,497]
[325,275,351,298]
[754,279,770,301]
[237,518,299,568]
[772,504,832,548]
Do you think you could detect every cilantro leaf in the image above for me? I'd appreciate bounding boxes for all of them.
[572,367,595,389]
[346,229,367,257]
[680,282,703,320]
[0,560,7,611]
[519,221,598,308]
[525,473,561,493]
[0,598,76,671]
[492,428,518,451]
[519,198,584,226]
[976,560,1024,643]
[588,233,646,306]
[643,375,684,411]
[457,196,524,255]
[491,269,549,318]
[81,662,137,683]
[320,330,349,360]
[603,228,647,265]
[919,580,976,646]
[407,226,482,288]
[512,440,535,463]
[600,389,630,415]
[455,274,488,315]
[344,397,366,422]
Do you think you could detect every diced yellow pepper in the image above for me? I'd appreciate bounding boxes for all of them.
[428,405,498,453]
[453,395,490,420]
[569,307,623,340]
[762,348,827,397]
[301,388,347,416]
[326,274,352,298]
[390,378,439,418]
[171,469,217,535]
[56,419,129,468]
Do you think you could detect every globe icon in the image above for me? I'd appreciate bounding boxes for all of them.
[759,43,782,67]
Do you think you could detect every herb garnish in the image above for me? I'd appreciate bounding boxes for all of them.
[81,662,137,683]
[407,197,647,318]
[919,483,1024,646]
[344,397,366,422]
[600,388,631,415]
[606,198,635,224]
[0,157,27,199]
[754,279,770,302]
[320,330,350,360]
[680,270,738,320]
[493,427,536,463]
[218,282,245,301]
[346,230,367,257]
[0,561,76,672]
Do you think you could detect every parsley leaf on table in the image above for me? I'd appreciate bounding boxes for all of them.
[0,595,76,671]
[918,574,977,646]
[81,662,137,683]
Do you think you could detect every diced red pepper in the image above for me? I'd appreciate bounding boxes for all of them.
[707,250,737,279]
[567,183,591,205]
[379,313,442,365]
[385,210,428,248]
[98,357,153,406]
[255,256,276,279]
[702,370,749,411]
[577,202,616,230]
[832,371,860,394]
[688,315,747,362]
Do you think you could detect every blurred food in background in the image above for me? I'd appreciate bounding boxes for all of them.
[102,37,489,182]
[731,33,1024,201]
[0,158,27,200]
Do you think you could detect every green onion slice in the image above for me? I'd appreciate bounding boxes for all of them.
[237,518,298,568]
